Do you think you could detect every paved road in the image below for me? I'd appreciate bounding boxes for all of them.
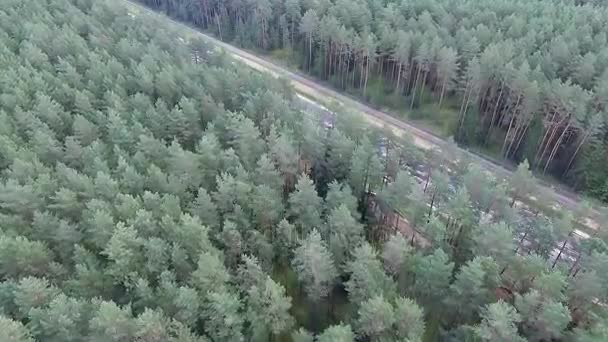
[123,0,602,228]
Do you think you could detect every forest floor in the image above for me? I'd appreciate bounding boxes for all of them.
[121,0,603,232]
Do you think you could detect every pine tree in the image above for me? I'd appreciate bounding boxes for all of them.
[326,204,364,269]
[288,174,323,235]
[246,276,294,340]
[444,257,499,324]
[475,301,526,342]
[345,242,396,306]
[412,248,454,313]
[381,233,412,276]
[317,324,355,342]
[393,297,426,341]
[292,229,337,301]
[356,295,395,341]
[0,315,34,342]
[203,290,244,342]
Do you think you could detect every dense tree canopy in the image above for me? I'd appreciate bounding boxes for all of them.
[141,0,608,203]
[1,0,608,341]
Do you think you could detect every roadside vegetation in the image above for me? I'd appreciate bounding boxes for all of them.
[139,0,608,204]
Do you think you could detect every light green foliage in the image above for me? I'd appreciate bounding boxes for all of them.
[220,221,243,270]
[526,217,560,259]
[349,137,384,201]
[268,130,299,188]
[28,294,89,342]
[407,185,430,228]
[244,229,275,271]
[317,324,355,342]
[584,252,608,291]
[227,114,265,170]
[532,270,568,302]
[288,174,323,234]
[445,257,499,324]
[246,276,294,338]
[255,154,283,193]
[251,184,284,230]
[299,118,324,163]
[421,215,447,249]
[0,236,53,279]
[203,290,244,342]
[345,242,396,306]
[355,295,426,342]
[326,204,364,269]
[356,295,396,341]
[195,132,222,189]
[573,320,608,342]
[171,284,201,327]
[568,270,605,323]
[553,211,574,241]
[134,308,172,342]
[393,297,426,341]
[191,251,230,294]
[189,187,220,232]
[473,221,516,269]
[326,130,356,180]
[378,170,414,214]
[475,301,526,342]
[168,214,217,262]
[507,253,547,293]
[273,219,297,262]
[0,315,34,342]
[463,164,499,212]
[430,169,450,203]
[236,255,266,294]
[382,233,413,276]
[1,0,607,340]
[325,181,358,218]
[412,249,454,312]
[508,160,536,205]
[292,229,338,301]
[102,223,144,283]
[14,277,60,320]
[446,186,475,230]
[513,271,571,341]
[213,172,252,216]
[89,301,136,342]
[291,328,314,342]
[515,290,571,341]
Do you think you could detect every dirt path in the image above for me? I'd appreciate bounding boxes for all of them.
[122,0,603,229]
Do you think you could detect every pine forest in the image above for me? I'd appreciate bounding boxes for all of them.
[1,0,608,341]
[142,0,608,202]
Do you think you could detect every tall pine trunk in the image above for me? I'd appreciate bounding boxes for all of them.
[552,238,570,269]
[544,120,571,174]
[501,94,522,156]
[419,69,428,106]
[509,118,532,158]
[308,35,312,72]
[410,64,422,110]
[563,133,589,177]
[438,76,447,109]
[534,110,558,166]
[395,62,403,94]
[485,83,505,145]
[363,57,370,96]
[216,15,223,41]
